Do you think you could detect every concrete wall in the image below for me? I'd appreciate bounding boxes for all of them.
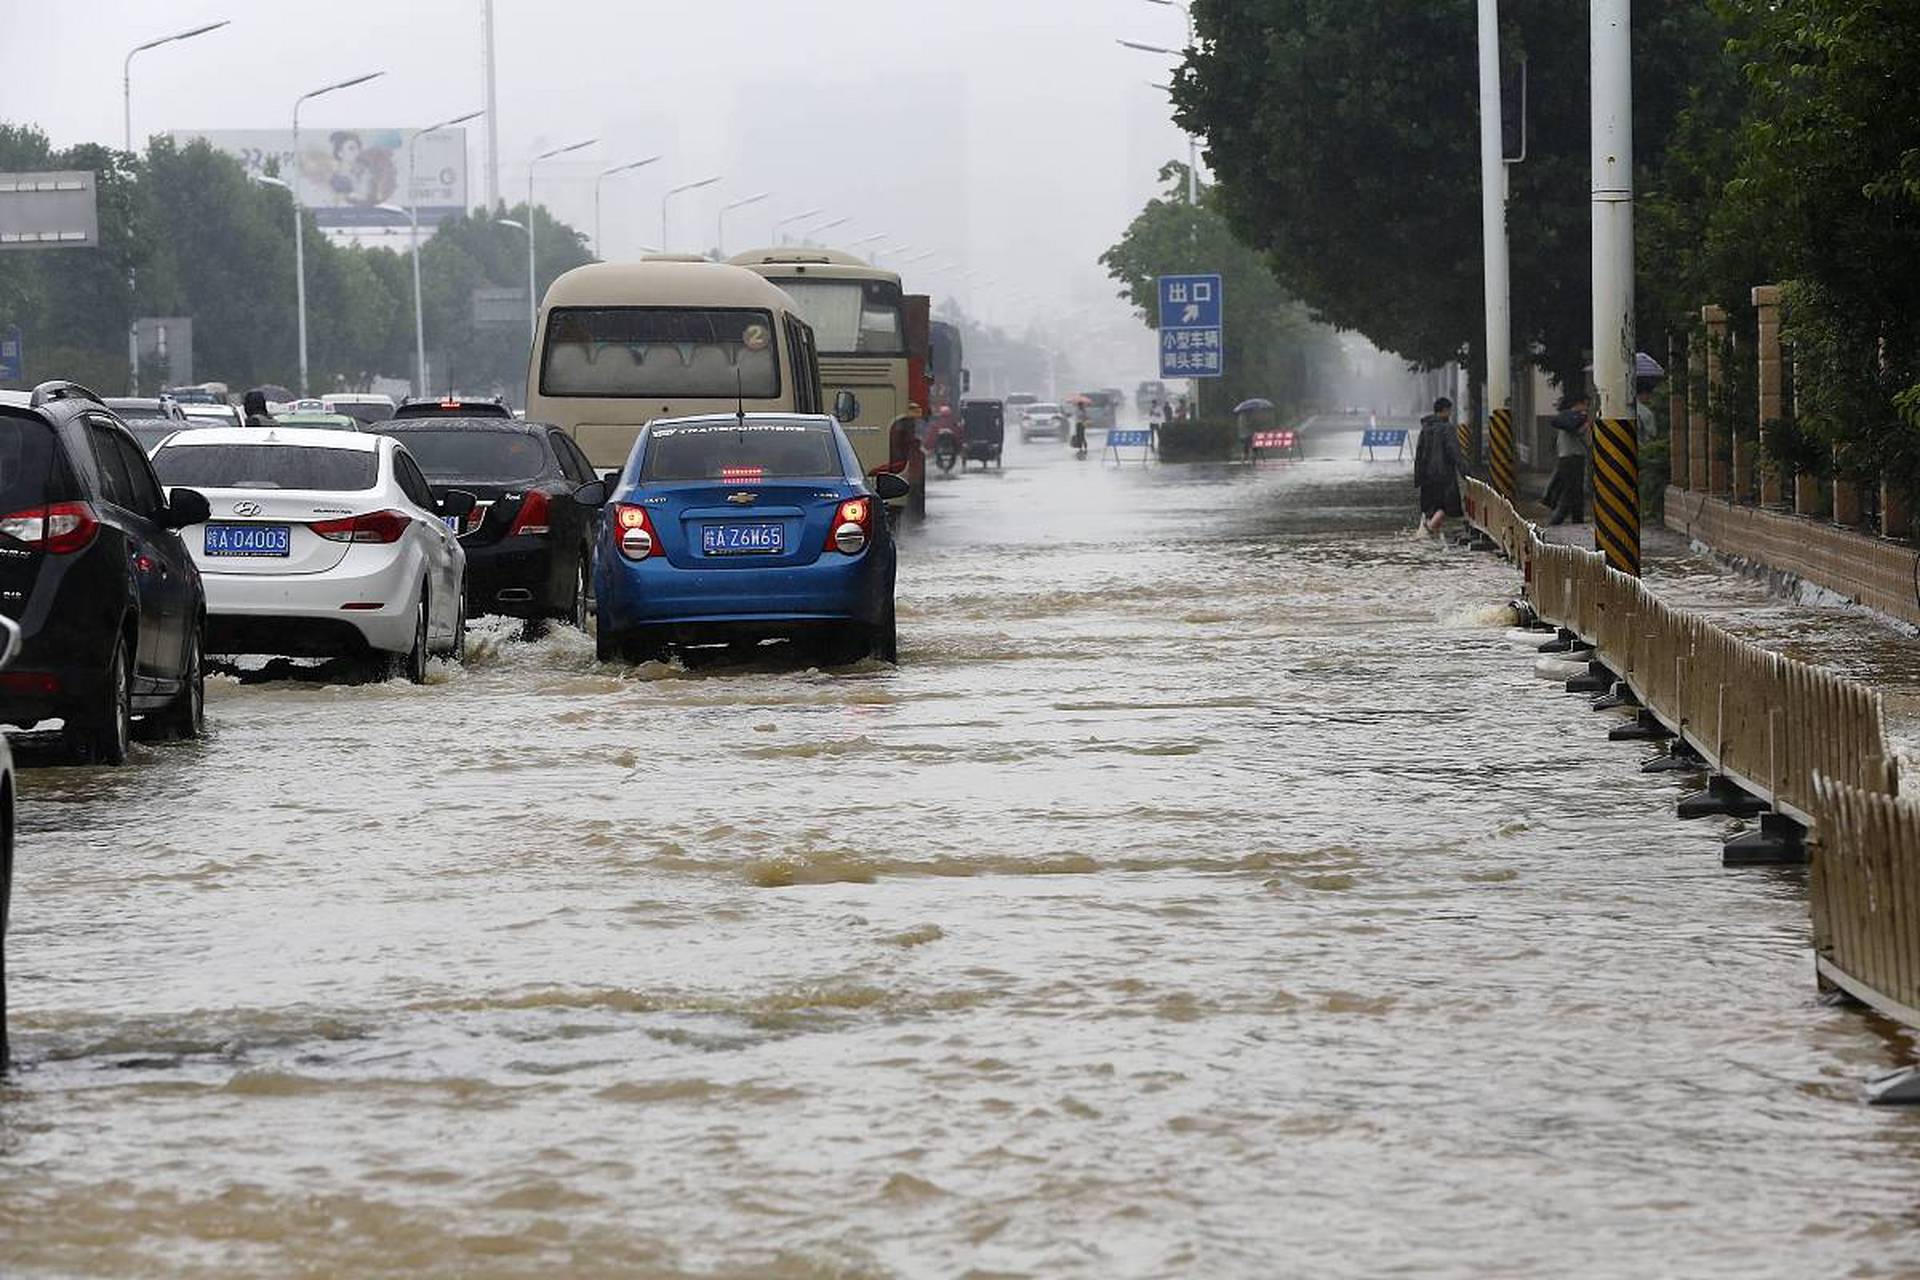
[1665,486,1920,628]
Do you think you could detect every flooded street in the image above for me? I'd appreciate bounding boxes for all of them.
[5,433,1920,1278]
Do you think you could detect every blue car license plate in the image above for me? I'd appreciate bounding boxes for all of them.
[702,522,783,556]
[204,523,291,557]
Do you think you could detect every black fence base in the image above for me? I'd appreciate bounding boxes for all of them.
[1678,774,1771,821]
[1566,661,1617,694]
[1723,812,1809,866]
[1592,681,1641,712]
[1538,628,1589,655]
[1868,1067,1920,1107]
[1610,709,1677,742]
[1642,739,1707,773]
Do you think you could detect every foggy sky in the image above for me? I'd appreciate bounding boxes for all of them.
[2,0,1203,384]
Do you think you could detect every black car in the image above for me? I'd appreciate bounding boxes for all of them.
[392,395,515,421]
[377,418,602,637]
[0,382,212,763]
[105,397,192,452]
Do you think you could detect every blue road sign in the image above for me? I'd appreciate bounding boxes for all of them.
[0,328,20,382]
[1157,274,1224,380]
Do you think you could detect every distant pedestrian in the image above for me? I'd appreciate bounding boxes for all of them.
[1070,404,1089,458]
[1414,397,1463,535]
[242,388,274,427]
[1546,392,1591,525]
[1635,378,1660,443]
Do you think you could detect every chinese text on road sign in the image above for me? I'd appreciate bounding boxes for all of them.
[1158,274,1224,379]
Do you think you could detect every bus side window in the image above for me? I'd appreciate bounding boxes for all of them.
[786,317,817,414]
[792,318,823,414]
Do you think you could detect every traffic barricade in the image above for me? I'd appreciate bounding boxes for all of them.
[1103,428,1154,466]
[1250,429,1299,463]
[1359,428,1407,461]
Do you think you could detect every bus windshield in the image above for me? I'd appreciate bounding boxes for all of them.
[771,279,906,356]
[540,307,782,399]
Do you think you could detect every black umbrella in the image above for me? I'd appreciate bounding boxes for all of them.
[1233,398,1274,414]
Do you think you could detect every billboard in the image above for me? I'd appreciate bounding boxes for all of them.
[0,171,99,249]
[172,129,468,227]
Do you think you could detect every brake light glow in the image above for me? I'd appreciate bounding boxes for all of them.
[0,671,61,696]
[719,467,764,483]
[507,489,551,537]
[829,497,872,555]
[612,503,662,560]
[0,501,100,555]
[310,509,411,544]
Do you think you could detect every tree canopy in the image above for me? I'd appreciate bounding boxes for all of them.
[1175,0,1725,391]
[1100,162,1338,416]
[0,125,591,400]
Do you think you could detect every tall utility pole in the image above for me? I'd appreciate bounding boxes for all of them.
[1476,0,1515,502]
[1590,0,1638,576]
[527,139,598,340]
[482,0,501,210]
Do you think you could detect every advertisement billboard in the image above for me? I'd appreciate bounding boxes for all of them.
[172,129,468,227]
[0,171,100,249]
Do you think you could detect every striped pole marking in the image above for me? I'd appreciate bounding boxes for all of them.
[1591,415,1640,577]
[1489,407,1515,501]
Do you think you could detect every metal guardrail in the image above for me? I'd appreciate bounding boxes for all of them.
[1464,477,1912,1032]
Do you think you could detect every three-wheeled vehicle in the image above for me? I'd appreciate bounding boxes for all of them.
[960,399,1004,470]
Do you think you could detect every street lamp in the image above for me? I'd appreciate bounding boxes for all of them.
[771,206,824,246]
[292,70,385,396]
[661,176,721,253]
[527,138,598,339]
[717,192,771,256]
[1121,0,1200,205]
[807,215,851,244]
[124,20,231,153]
[595,156,662,258]
[408,110,485,397]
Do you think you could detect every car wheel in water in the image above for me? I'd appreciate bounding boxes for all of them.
[389,589,429,684]
[874,600,898,666]
[72,634,133,765]
[450,589,467,665]
[571,553,590,632]
[156,626,206,740]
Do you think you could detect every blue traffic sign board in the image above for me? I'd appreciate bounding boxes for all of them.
[0,328,20,382]
[1157,274,1223,380]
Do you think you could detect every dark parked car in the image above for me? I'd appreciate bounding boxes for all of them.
[392,395,515,421]
[0,382,212,762]
[377,418,602,637]
[105,397,192,452]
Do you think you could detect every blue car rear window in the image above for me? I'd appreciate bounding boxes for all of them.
[641,423,841,482]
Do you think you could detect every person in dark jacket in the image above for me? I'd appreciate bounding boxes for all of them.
[1414,397,1463,534]
[242,388,275,427]
[1546,392,1591,525]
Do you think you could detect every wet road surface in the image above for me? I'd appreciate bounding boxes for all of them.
[5,431,1920,1277]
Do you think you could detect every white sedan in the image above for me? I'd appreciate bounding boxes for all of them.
[150,427,472,681]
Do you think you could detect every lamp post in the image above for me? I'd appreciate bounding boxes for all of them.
[124,20,231,153]
[293,70,385,396]
[808,215,851,245]
[661,176,721,253]
[409,110,485,398]
[717,192,770,257]
[595,156,662,258]
[527,138,598,340]
[771,206,824,246]
[1117,39,1198,206]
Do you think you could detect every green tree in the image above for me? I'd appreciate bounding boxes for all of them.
[1176,0,1727,392]
[1099,162,1337,416]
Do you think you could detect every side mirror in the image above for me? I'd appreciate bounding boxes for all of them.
[601,470,621,488]
[0,615,20,672]
[833,389,860,424]
[573,479,608,507]
[439,489,479,520]
[161,487,211,530]
[871,471,911,502]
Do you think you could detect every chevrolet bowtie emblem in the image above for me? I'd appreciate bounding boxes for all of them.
[727,492,758,505]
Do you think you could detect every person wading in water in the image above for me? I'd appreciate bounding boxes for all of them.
[1414,397,1463,536]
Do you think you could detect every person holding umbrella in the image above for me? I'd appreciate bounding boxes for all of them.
[1234,397,1274,460]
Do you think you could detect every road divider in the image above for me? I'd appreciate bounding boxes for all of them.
[1464,476,1917,1092]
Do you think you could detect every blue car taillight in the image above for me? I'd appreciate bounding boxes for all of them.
[613,503,662,560]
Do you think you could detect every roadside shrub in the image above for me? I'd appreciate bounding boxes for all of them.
[1157,416,1239,462]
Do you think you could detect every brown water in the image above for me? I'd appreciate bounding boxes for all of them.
[5,431,1919,1278]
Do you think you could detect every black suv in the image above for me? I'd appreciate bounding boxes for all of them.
[378,418,604,638]
[0,382,212,763]
[392,395,514,420]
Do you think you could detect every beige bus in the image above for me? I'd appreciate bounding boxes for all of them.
[728,248,912,480]
[525,259,834,470]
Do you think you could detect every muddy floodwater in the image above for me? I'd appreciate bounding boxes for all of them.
[5,430,1920,1278]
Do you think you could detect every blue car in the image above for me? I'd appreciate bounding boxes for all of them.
[592,413,908,664]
